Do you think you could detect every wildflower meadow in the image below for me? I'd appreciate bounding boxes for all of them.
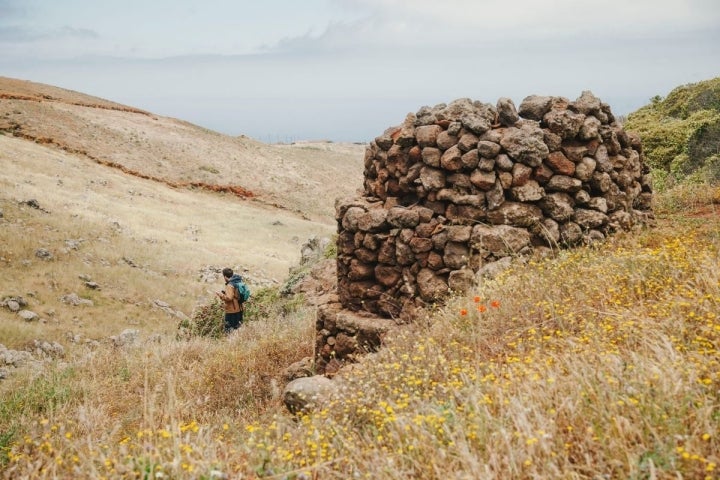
[2,184,719,479]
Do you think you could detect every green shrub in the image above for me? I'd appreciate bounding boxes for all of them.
[244,286,305,320]
[323,234,338,259]
[178,299,224,339]
[626,77,720,184]
[178,286,306,338]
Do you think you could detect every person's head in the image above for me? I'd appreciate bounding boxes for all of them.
[222,267,233,280]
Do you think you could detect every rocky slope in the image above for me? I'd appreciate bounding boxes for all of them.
[0,76,364,222]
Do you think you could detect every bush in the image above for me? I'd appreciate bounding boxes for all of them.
[177,299,224,339]
[178,286,306,339]
[626,77,720,184]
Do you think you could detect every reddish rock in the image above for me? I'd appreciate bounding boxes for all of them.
[458,133,479,152]
[427,251,444,270]
[437,131,458,150]
[546,151,576,175]
[422,147,442,167]
[470,169,497,190]
[561,143,589,163]
[416,268,449,301]
[375,265,402,287]
[533,163,554,184]
[461,149,480,170]
[415,125,443,147]
[409,237,434,253]
[348,259,374,281]
[440,145,464,171]
[511,163,533,186]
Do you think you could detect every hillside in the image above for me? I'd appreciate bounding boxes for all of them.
[2,182,718,479]
[0,76,365,222]
[625,76,720,183]
[2,78,719,479]
[0,77,364,352]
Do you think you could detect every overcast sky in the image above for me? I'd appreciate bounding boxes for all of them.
[1,0,719,142]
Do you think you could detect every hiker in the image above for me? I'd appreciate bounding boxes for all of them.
[216,267,244,333]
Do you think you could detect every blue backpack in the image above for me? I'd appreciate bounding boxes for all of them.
[229,276,250,303]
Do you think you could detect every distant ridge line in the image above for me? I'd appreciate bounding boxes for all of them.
[0,92,153,116]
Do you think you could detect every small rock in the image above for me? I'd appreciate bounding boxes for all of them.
[283,356,315,382]
[35,248,53,260]
[31,340,64,358]
[84,282,100,290]
[65,239,82,250]
[0,346,33,367]
[66,332,83,344]
[496,97,520,126]
[153,299,170,308]
[6,300,20,312]
[60,293,94,307]
[111,329,139,347]
[18,310,39,322]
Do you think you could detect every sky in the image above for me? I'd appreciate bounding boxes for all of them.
[1,0,719,142]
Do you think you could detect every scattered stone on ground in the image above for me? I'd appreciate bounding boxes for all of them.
[60,293,94,307]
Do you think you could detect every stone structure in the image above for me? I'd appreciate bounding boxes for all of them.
[314,92,653,374]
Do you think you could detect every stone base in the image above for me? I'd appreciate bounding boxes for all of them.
[315,302,399,375]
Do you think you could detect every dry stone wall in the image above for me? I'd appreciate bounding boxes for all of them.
[335,92,653,321]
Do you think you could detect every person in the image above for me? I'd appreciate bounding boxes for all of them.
[216,267,244,334]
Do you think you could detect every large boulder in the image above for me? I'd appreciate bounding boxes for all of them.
[283,376,337,414]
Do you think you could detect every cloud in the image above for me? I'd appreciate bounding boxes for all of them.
[0,24,100,61]
[1,25,98,42]
[0,0,24,18]
[337,0,720,30]
[268,0,720,54]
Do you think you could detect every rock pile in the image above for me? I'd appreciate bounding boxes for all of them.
[335,92,653,320]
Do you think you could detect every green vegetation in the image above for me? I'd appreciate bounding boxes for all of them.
[178,286,307,339]
[625,77,720,185]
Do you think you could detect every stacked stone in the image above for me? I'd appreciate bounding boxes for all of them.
[335,92,653,320]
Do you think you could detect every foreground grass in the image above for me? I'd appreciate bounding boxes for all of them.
[2,185,719,479]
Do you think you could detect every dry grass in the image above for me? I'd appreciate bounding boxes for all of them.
[0,77,366,222]
[0,134,338,284]
[2,183,719,479]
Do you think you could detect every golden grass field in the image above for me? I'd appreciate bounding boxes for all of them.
[2,172,719,478]
[1,78,720,479]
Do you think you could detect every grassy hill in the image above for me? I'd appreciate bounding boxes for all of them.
[0,76,365,222]
[2,183,718,479]
[625,77,720,185]
[1,79,719,479]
